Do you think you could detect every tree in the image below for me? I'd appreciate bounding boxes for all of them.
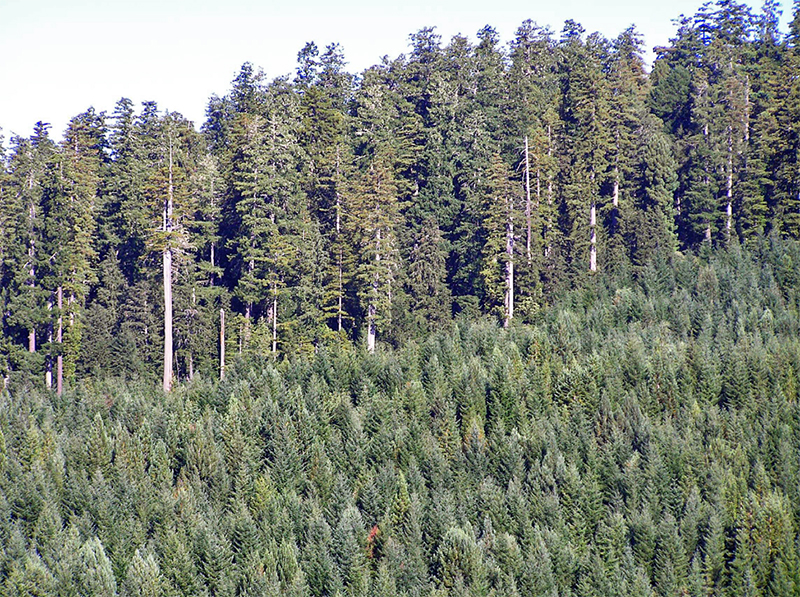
[481,153,519,326]
[348,150,402,352]
[559,24,612,272]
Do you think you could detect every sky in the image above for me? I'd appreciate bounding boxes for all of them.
[0,0,792,143]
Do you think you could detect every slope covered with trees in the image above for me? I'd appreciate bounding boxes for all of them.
[2,1,800,594]
[2,241,800,595]
[2,1,800,384]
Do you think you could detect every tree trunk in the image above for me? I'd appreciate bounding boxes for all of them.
[272,292,278,355]
[338,249,344,333]
[590,170,597,273]
[590,199,597,272]
[163,140,174,393]
[367,228,380,353]
[28,174,36,354]
[367,304,376,353]
[46,293,53,389]
[524,136,531,266]
[335,147,344,333]
[726,127,733,238]
[219,308,226,380]
[545,124,554,259]
[57,286,63,396]
[505,199,514,328]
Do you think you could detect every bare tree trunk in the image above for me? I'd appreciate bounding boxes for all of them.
[545,124,554,259]
[163,140,174,393]
[336,147,344,333]
[338,250,344,333]
[505,200,514,328]
[590,200,597,272]
[367,304,376,353]
[57,286,63,396]
[613,130,620,208]
[272,291,278,355]
[590,170,597,272]
[219,308,226,380]
[28,173,36,354]
[188,288,196,381]
[726,127,733,238]
[524,136,532,266]
[46,293,53,389]
[367,229,380,353]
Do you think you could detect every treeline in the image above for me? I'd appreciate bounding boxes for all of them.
[1,241,799,595]
[1,0,800,387]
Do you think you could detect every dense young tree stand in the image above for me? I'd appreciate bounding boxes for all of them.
[2,1,800,594]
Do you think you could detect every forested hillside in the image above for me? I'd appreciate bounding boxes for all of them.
[2,242,800,595]
[2,1,800,595]
[2,1,800,387]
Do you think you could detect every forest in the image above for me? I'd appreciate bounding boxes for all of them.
[1,0,800,594]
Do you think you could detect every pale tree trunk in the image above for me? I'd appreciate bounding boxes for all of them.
[163,140,174,393]
[613,130,620,208]
[504,198,514,328]
[367,228,380,353]
[163,247,173,392]
[46,293,53,389]
[705,172,712,243]
[545,124,554,259]
[337,251,344,333]
[524,136,532,266]
[367,304,376,353]
[28,173,36,354]
[726,127,733,238]
[243,257,254,349]
[56,287,63,396]
[336,147,344,333]
[590,201,597,272]
[590,171,597,273]
[272,291,278,355]
[188,288,196,381]
[744,74,750,143]
[219,308,226,380]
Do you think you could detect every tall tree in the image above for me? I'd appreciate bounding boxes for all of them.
[559,23,612,272]
[348,149,402,352]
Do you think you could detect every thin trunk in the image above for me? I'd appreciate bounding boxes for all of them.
[188,288,196,381]
[57,286,63,396]
[46,293,53,389]
[590,200,597,272]
[613,130,620,208]
[367,228,380,353]
[244,257,254,348]
[272,290,278,355]
[338,248,343,333]
[367,304,376,353]
[545,124,554,259]
[505,197,514,328]
[726,127,733,237]
[524,136,532,265]
[219,308,226,380]
[163,248,173,392]
[163,140,174,393]
[336,147,343,333]
[590,170,597,272]
[28,173,35,354]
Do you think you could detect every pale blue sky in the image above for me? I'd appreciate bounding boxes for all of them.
[0,0,791,142]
